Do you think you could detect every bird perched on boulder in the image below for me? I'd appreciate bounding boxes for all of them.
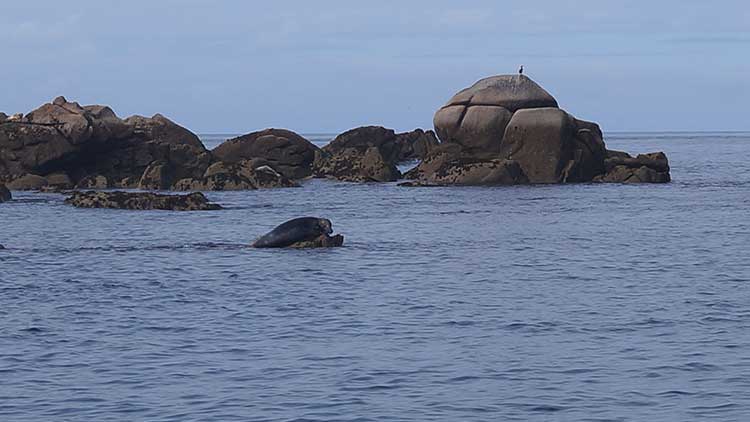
[518,65,524,75]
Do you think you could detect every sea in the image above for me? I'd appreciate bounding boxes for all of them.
[1,132,749,421]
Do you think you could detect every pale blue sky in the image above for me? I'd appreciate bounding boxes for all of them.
[1,1,748,133]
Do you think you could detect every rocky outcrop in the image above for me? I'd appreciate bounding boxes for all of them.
[0,184,10,202]
[410,74,669,186]
[594,150,670,183]
[1,97,211,190]
[312,126,438,182]
[212,129,318,180]
[65,191,222,211]
[172,160,298,191]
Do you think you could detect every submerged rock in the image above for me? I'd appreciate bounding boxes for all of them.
[0,184,10,202]
[65,191,222,211]
[288,234,344,248]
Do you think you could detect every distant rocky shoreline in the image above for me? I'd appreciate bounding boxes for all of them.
[0,74,669,205]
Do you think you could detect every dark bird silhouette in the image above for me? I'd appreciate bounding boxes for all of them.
[518,65,524,75]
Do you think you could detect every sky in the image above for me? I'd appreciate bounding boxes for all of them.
[1,1,749,134]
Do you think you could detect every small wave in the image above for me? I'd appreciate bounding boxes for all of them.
[15,242,252,254]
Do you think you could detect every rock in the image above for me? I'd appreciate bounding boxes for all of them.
[65,191,222,211]
[323,126,439,164]
[0,184,10,202]
[434,75,557,151]
[45,172,74,189]
[323,126,402,163]
[394,129,440,161]
[172,160,298,191]
[404,144,527,186]
[137,161,173,190]
[6,174,48,190]
[114,114,212,187]
[313,146,401,182]
[75,174,110,189]
[212,129,318,179]
[417,74,668,185]
[434,104,513,152]
[595,151,670,183]
[124,114,204,149]
[444,74,559,112]
[289,234,345,248]
[500,108,606,183]
[311,126,438,182]
[0,98,211,190]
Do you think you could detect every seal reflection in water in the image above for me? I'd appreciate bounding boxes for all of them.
[251,217,344,248]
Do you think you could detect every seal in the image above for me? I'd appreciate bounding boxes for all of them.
[252,217,334,248]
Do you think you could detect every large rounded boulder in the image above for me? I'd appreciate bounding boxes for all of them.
[500,108,606,183]
[434,75,558,151]
[212,129,318,180]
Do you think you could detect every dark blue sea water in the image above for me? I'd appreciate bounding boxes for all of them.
[1,132,749,421]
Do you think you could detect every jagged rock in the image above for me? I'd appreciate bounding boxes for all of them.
[323,126,439,164]
[313,146,401,182]
[6,174,48,190]
[0,184,10,202]
[394,129,440,161]
[323,126,402,163]
[0,97,211,189]
[75,174,110,189]
[594,151,670,183]
[65,191,222,211]
[212,129,318,179]
[172,160,298,191]
[312,126,436,182]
